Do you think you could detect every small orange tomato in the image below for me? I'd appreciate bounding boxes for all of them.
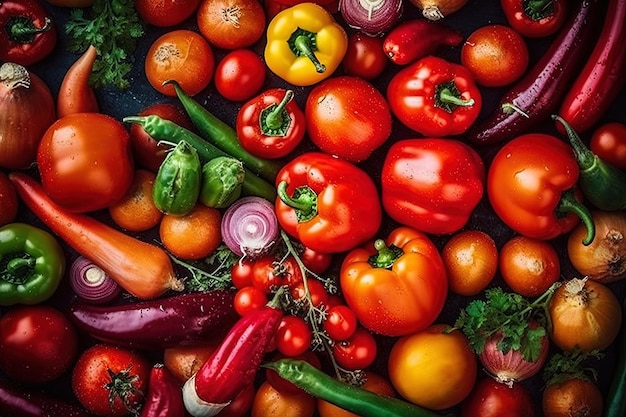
[442,230,498,296]
[461,24,529,87]
[317,372,395,417]
[499,235,560,297]
[251,381,315,417]
[145,30,214,97]
[159,204,222,260]
[108,169,163,232]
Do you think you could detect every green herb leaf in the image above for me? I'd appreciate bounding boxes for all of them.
[171,244,239,292]
[65,0,144,89]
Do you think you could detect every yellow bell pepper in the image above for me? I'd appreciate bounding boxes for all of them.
[264,2,348,86]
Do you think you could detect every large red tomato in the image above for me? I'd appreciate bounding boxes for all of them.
[340,227,448,336]
[37,113,134,213]
[460,377,536,417]
[305,76,392,163]
[0,306,78,384]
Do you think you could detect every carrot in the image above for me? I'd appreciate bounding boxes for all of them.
[9,172,183,299]
[57,44,99,118]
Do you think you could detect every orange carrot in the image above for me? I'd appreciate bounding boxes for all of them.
[57,44,99,117]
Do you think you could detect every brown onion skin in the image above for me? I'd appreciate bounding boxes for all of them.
[567,210,626,283]
[0,63,55,169]
[408,0,468,20]
[548,277,622,352]
[542,378,603,417]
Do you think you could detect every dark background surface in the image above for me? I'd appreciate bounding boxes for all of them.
[6,0,626,415]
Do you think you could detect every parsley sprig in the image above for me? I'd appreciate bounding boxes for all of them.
[453,283,561,362]
[65,0,144,89]
[542,348,603,387]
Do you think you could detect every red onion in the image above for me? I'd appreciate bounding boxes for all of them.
[69,256,121,304]
[479,330,549,387]
[339,0,403,36]
[221,196,279,258]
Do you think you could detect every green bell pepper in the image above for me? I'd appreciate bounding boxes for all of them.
[0,223,66,306]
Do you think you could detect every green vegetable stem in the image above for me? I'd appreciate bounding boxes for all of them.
[553,114,626,211]
[263,359,443,417]
[164,79,283,182]
[123,114,276,201]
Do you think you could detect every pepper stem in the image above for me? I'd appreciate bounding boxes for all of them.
[2,255,36,285]
[435,80,474,113]
[7,16,52,44]
[552,115,594,170]
[288,28,326,74]
[276,181,318,223]
[261,90,294,135]
[368,240,404,269]
[557,189,596,245]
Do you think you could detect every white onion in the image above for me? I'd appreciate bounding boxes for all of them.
[339,0,403,36]
[221,196,279,258]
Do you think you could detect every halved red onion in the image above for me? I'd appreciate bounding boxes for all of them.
[69,256,121,304]
[221,196,279,258]
[339,0,403,36]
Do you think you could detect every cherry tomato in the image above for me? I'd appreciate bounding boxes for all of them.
[460,377,535,417]
[332,327,377,371]
[590,122,626,170]
[135,0,201,27]
[0,306,78,384]
[0,172,18,227]
[500,0,567,38]
[300,246,333,275]
[461,24,529,87]
[305,76,393,163]
[72,344,150,417]
[253,256,303,293]
[275,315,313,357]
[317,371,395,417]
[215,49,267,102]
[251,380,315,417]
[36,113,134,213]
[234,286,268,316]
[323,304,358,341]
[231,259,255,289]
[343,32,387,80]
[290,279,329,308]
[145,29,215,97]
[197,0,266,50]
[388,324,477,410]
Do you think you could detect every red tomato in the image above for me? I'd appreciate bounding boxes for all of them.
[305,76,392,163]
[0,172,18,226]
[135,0,201,27]
[290,279,329,308]
[0,306,78,384]
[197,0,266,50]
[332,327,377,370]
[72,344,151,417]
[234,285,268,316]
[343,32,387,80]
[36,113,134,213]
[275,315,313,357]
[590,122,626,170]
[145,29,215,97]
[461,24,529,87]
[500,0,567,38]
[129,102,193,173]
[323,304,358,341]
[231,259,255,289]
[300,246,333,275]
[460,377,536,417]
[252,256,303,293]
[215,49,267,102]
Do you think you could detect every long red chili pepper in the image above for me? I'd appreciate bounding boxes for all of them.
[465,0,602,146]
[182,289,285,417]
[557,0,626,133]
[140,364,185,417]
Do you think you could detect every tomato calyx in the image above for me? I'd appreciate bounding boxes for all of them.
[368,240,403,269]
[435,80,475,113]
[104,366,143,415]
[288,28,326,73]
[260,90,295,136]
[277,181,318,222]
[524,0,555,21]
[555,189,595,245]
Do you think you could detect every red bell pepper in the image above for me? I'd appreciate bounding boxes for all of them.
[386,56,482,137]
[487,133,595,244]
[381,138,485,235]
[0,0,57,66]
[235,88,306,159]
[275,152,382,253]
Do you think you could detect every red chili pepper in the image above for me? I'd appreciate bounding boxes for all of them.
[57,44,100,118]
[140,364,185,417]
[381,138,485,235]
[500,0,568,38]
[557,0,626,133]
[274,151,383,253]
[383,18,463,65]
[386,56,482,137]
[0,0,57,66]
[182,290,284,417]
[235,88,306,159]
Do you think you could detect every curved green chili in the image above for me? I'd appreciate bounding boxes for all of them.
[164,80,283,182]
[123,114,276,201]
[263,359,444,417]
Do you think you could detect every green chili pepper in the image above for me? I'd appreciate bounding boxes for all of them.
[153,140,201,216]
[0,223,66,306]
[164,79,283,182]
[199,156,245,208]
[553,114,626,211]
[123,114,276,201]
[263,359,443,417]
